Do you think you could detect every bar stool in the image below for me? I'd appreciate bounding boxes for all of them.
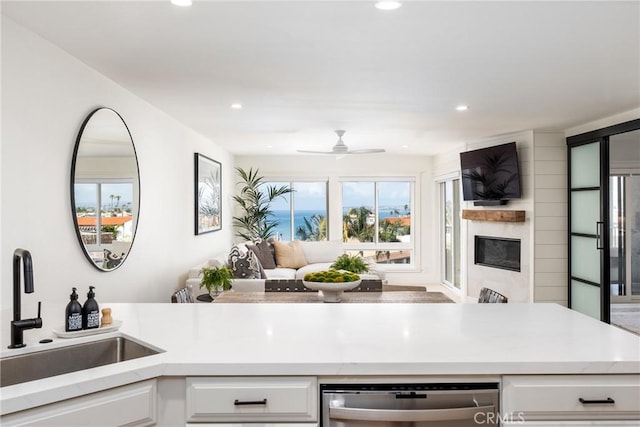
[171,286,195,303]
[478,287,508,303]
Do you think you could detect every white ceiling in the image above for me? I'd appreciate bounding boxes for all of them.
[3,1,639,156]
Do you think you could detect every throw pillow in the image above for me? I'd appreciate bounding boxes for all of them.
[228,245,261,279]
[299,240,342,264]
[272,240,308,269]
[103,249,123,269]
[247,240,277,269]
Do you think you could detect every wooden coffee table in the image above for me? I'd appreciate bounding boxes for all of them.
[212,291,453,304]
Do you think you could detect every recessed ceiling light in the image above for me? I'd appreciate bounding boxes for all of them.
[266,145,273,149]
[171,0,192,6]
[456,105,469,112]
[401,144,409,149]
[375,1,402,11]
[230,103,243,110]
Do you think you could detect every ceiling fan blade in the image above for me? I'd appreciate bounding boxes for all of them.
[297,130,385,155]
[297,149,339,154]
[298,148,386,155]
[346,148,386,154]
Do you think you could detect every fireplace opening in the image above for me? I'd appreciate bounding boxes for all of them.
[475,236,521,272]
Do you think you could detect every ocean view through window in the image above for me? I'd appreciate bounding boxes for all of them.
[261,177,416,267]
[262,181,328,241]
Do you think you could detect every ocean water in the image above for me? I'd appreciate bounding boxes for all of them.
[270,210,324,241]
[270,208,410,241]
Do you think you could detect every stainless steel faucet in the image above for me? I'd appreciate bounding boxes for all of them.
[9,248,42,349]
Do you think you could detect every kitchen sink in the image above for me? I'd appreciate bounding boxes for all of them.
[0,336,162,387]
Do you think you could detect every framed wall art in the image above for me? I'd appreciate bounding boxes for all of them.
[194,153,221,234]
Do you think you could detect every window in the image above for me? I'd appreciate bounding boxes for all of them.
[341,179,414,265]
[74,180,134,260]
[610,174,640,300]
[441,179,461,289]
[263,180,328,241]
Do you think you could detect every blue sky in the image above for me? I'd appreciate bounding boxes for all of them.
[264,182,326,211]
[343,181,411,209]
[74,183,133,208]
[265,181,411,211]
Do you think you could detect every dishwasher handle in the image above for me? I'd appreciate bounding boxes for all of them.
[329,404,495,422]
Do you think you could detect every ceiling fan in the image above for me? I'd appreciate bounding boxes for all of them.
[297,130,386,155]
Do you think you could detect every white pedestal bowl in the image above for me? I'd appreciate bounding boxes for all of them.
[302,279,361,303]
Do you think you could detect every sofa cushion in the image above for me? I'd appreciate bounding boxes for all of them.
[299,240,343,264]
[295,262,333,280]
[264,267,297,280]
[359,273,382,281]
[228,245,261,279]
[273,240,308,268]
[247,240,276,269]
[364,256,387,281]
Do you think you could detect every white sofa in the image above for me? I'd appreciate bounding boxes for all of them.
[185,240,386,293]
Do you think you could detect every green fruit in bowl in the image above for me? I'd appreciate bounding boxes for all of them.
[304,269,359,283]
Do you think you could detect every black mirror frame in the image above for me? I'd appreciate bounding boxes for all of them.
[70,107,141,272]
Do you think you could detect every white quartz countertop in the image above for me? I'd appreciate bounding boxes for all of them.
[1,302,639,414]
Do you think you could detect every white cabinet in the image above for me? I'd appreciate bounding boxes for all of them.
[502,375,640,423]
[0,379,157,427]
[186,376,317,423]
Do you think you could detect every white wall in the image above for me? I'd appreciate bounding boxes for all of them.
[1,17,234,318]
[532,132,568,306]
[235,154,437,285]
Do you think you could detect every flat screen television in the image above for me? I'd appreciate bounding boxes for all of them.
[460,142,521,206]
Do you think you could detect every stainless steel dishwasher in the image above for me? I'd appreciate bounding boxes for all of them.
[321,382,500,426]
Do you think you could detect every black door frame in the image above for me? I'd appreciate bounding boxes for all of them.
[567,118,640,322]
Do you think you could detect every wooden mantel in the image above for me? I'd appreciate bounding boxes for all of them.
[462,209,526,223]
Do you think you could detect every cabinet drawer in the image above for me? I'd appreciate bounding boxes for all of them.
[0,379,156,426]
[186,376,317,423]
[503,375,640,421]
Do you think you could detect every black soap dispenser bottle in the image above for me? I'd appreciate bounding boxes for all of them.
[65,287,83,332]
[82,286,100,330]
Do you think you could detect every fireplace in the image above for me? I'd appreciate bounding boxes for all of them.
[474,236,521,272]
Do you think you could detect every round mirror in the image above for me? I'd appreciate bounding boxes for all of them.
[71,108,140,271]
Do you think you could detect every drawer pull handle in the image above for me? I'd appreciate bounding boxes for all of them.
[579,397,615,404]
[395,393,427,399]
[234,398,267,406]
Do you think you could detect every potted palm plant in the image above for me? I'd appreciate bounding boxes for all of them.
[200,265,233,298]
[232,167,293,241]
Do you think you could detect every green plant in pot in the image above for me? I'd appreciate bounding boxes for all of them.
[200,265,233,297]
[331,253,370,274]
[232,167,293,241]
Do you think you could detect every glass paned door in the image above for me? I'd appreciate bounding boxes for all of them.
[569,141,606,320]
[442,179,461,289]
[630,176,640,299]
